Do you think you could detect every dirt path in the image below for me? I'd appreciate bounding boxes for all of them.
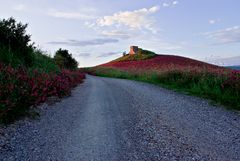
[1,75,240,161]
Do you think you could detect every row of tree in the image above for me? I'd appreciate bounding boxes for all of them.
[0,17,79,70]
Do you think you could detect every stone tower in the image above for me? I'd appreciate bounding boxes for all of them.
[129,46,139,55]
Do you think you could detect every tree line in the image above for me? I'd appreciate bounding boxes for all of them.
[0,17,79,70]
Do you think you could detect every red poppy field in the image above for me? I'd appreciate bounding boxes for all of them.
[101,55,228,73]
[88,55,240,109]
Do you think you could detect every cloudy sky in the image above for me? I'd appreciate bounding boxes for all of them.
[1,0,239,67]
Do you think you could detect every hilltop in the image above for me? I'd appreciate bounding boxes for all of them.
[113,47,156,62]
[99,46,224,73]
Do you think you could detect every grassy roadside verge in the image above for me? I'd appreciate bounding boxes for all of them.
[86,67,240,110]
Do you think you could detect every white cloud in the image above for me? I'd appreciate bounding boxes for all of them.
[163,1,179,7]
[95,6,159,32]
[47,9,96,20]
[84,21,96,28]
[149,6,159,12]
[208,19,220,25]
[209,20,216,24]
[13,4,27,11]
[173,1,179,5]
[162,3,170,7]
[204,26,240,44]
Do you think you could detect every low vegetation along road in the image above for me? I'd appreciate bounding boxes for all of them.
[1,75,240,161]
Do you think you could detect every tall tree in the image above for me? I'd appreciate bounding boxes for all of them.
[0,17,33,66]
[54,49,78,70]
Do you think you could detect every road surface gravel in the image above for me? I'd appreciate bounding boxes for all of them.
[1,75,240,161]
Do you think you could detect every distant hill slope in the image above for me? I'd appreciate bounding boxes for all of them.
[227,65,240,70]
[100,54,226,73]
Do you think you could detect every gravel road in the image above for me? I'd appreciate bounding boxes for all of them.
[1,75,240,161]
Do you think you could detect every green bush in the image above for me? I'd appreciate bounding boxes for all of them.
[31,49,59,73]
[138,48,156,56]
[54,48,78,70]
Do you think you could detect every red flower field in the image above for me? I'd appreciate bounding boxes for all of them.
[101,55,228,74]
[0,64,85,121]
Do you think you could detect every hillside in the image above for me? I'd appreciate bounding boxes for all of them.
[100,54,226,73]
[227,65,240,70]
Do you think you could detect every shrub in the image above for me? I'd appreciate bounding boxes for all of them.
[54,49,78,70]
[138,48,156,55]
[30,49,59,73]
[0,64,85,123]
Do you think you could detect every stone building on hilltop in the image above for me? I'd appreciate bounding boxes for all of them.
[129,46,139,55]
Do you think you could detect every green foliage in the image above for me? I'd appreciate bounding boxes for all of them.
[54,48,78,70]
[89,67,131,79]
[0,17,34,66]
[0,47,23,67]
[113,48,156,62]
[155,71,240,108]
[138,48,156,55]
[0,17,59,73]
[30,49,59,73]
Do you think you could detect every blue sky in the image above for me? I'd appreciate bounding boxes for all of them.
[0,0,240,67]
